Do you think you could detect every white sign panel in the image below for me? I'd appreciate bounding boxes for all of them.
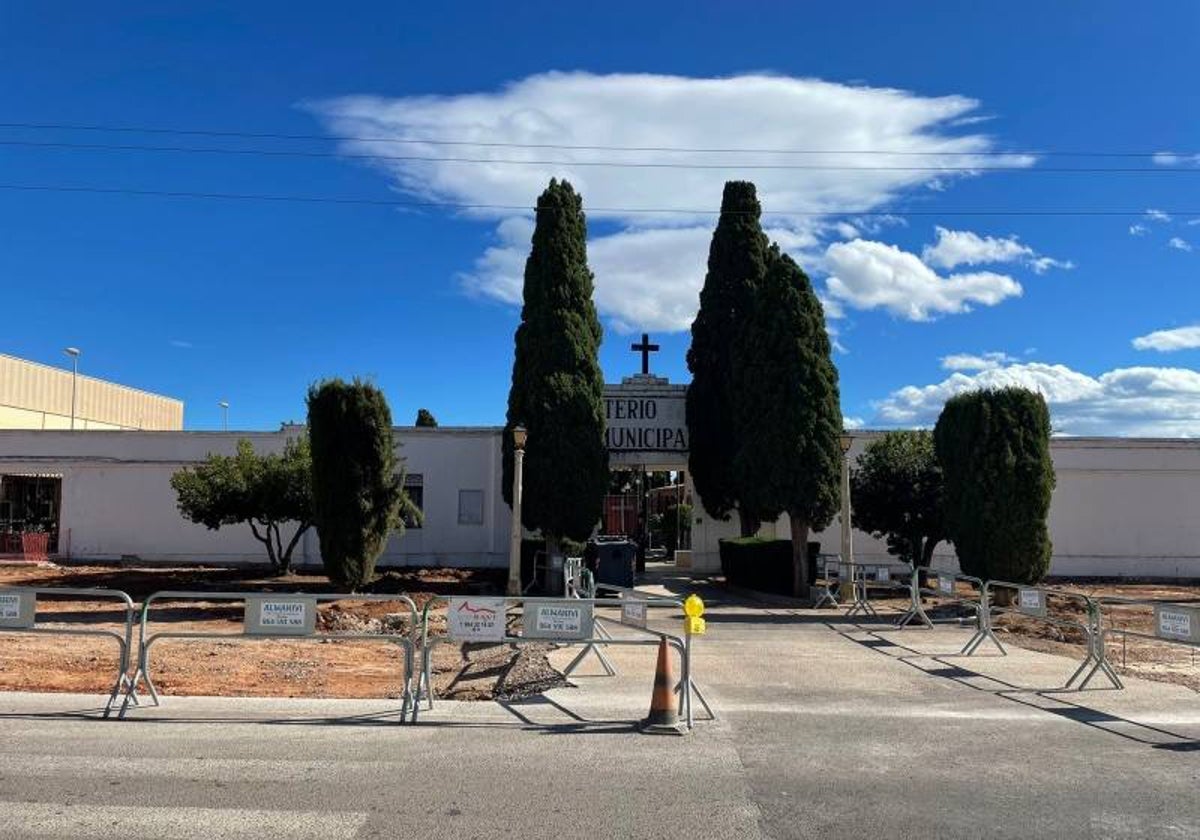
[603,382,688,460]
[1155,605,1199,643]
[938,575,955,595]
[0,590,35,629]
[447,598,506,642]
[620,598,648,629]
[1017,589,1046,617]
[522,601,594,640]
[876,567,890,583]
[244,596,317,636]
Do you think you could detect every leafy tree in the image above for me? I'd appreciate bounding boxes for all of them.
[170,437,312,574]
[687,181,771,536]
[650,502,693,556]
[307,379,419,589]
[731,245,842,597]
[502,180,609,551]
[851,431,945,569]
[933,387,1055,584]
[415,408,438,427]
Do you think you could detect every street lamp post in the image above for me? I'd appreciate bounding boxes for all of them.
[507,425,527,597]
[63,348,80,430]
[219,401,230,431]
[839,433,855,602]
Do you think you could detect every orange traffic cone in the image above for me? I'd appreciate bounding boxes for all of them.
[640,638,684,735]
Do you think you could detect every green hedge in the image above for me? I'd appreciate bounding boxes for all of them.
[720,538,820,595]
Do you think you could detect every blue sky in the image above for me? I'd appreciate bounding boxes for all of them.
[2,2,1198,434]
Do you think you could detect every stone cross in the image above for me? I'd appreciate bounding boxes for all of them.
[631,333,660,376]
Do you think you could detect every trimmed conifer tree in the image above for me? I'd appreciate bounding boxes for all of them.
[686,181,770,536]
[307,378,410,590]
[502,179,608,549]
[933,387,1055,584]
[415,408,438,427]
[732,245,842,597]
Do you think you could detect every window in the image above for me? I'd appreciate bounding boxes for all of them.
[458,489,484,525]
[403,474,423,529]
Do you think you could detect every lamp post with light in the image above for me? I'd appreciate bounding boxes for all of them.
[218,401,229,431]
[839,433,855,601]
[64,347,81,430]
[507,425,527,596]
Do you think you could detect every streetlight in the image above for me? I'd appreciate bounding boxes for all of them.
[839,432,855,602]
[218,401,230,431]
[507,425,528,596]
[63,348,80,430]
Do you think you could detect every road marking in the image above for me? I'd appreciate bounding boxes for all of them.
[0,803,368,839]
[0,754,406,782]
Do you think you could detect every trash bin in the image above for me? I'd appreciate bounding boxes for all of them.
[587,536,637,589]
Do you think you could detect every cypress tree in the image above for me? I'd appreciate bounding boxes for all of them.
[502,180,608,549]
[933,387,1055,584]
[686,181,770,536]
[415,408,438,427]
[307,378,408,590]
[732,246,842,597]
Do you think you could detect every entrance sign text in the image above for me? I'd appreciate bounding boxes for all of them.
[603,378,688,465]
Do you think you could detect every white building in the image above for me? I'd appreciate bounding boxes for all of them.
[1,421,1199,578]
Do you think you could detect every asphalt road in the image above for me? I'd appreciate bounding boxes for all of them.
[0,581,1197,839]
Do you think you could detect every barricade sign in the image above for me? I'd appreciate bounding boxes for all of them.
[523,600,594,640]
[123,590,420,722]
[447,597,506,642]
[1155,604,1199,643]
[0,589,35,628]
[0,586,137,716]
[620,596,648,629]
[938,575,955,595]
[1018,588,1047,617]
[876,567,890,583]
[245,596,317,635]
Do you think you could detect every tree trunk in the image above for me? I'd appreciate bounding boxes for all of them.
[789,514,811,599]
[248,521,280,573]
[280,524,310,576]
[737,509,761,538]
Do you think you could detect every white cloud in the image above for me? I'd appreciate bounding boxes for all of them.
[1168,237,1193,252]
[1129,224,1148,236]
[834,221,860,240]
[310,72,1032,332]
[873,361,1200,436]
[824,238,1021,321]
[1188,219,1200,227]
[921,226,1071,273]
[1146,209,1173,223]
[940,351,1016,371]
[843,416,865,429]
[1152,151,1200,166]
[1133,325,1200,352]
[168,339,194,349]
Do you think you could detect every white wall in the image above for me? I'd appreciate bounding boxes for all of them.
[690,434,1200,579]
[0,427,507,568]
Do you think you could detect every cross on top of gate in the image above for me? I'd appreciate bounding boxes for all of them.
[631,333,660,375]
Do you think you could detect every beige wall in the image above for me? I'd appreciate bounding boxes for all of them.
[0,354,183,430]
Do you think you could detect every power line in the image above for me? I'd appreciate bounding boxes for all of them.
[0,138,1196,174]
[0,119,1193,159]
[1,182,1195,217]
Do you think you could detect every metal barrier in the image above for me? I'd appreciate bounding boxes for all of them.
[843,561,911,618]
[984,580,1119,689]
[121,590,419,722]
[811,554,844,609]
[1091,596,1200,690]
[894,568,1002,655]
[415,591,714,729]
[0,586,136,716]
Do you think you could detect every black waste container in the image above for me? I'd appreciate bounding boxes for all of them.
[587,537,637,589]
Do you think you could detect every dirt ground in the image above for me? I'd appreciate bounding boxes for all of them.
[864,578,1200,692]
[0,564,566,701]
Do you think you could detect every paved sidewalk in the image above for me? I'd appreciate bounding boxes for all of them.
[0,573,1197,839]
